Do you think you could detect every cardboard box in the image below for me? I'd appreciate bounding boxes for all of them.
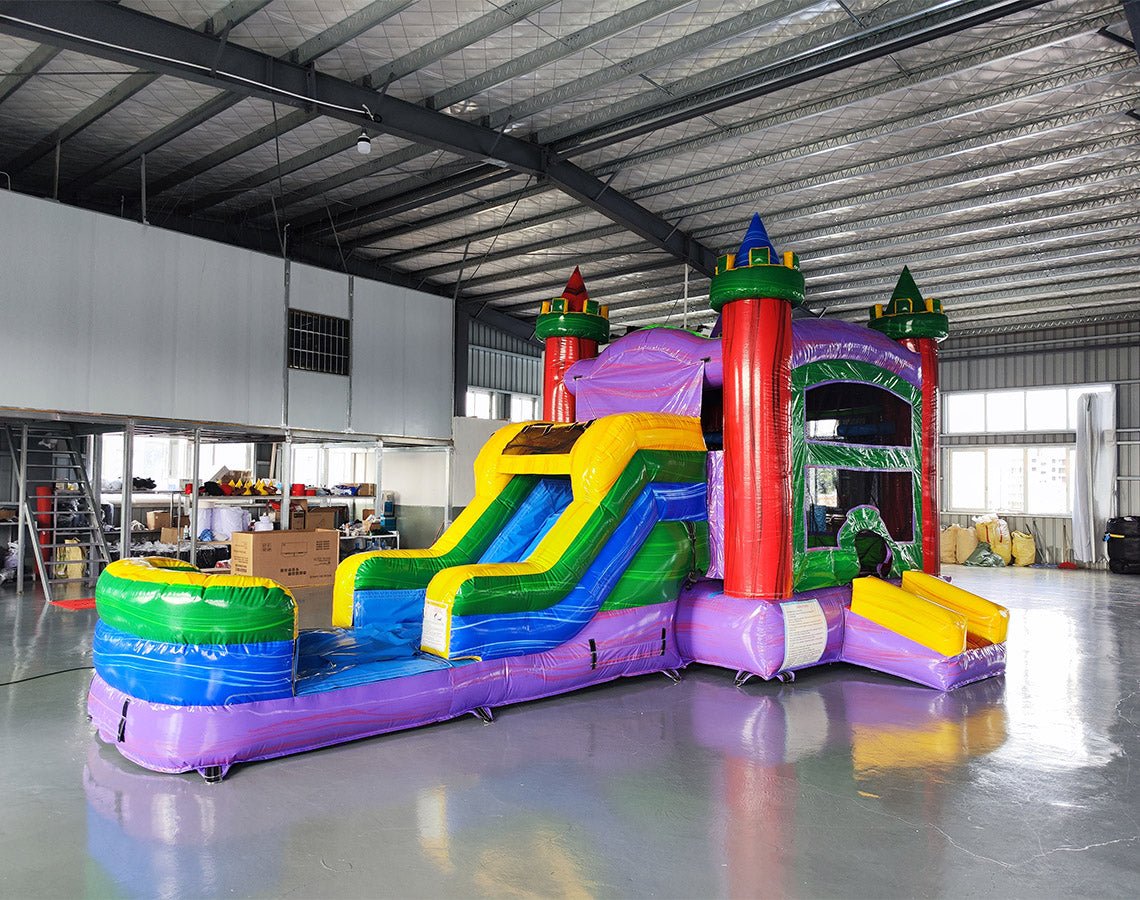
[229,529,337,588]
[160,526,184,544]
[304,506,344,531]
[146,510,190,530]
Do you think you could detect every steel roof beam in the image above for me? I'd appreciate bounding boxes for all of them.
[1,0,272,175]
[480,193,1140,307]
[564,0,1066,157]
[404,136,1138,281]
[483,177,1140,307]
[299,167,517,239]
[480,0,823,131]
[549,0,1094,152]
[423,0,693,113]
[247,3,1120,250]
[0,0,717,275]
[363,98,1132,261]
[187,0,703,218]
[118,0,554,203]
[600,241,1140,321]
[363,0,556,89]
[207,0,1050,224]
[0,42,58,104]
[65,0,526,192]
[359,59,1131,264]
[250,2,1122,269]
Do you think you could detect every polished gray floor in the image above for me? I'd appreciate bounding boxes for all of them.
[1,567,1137,898]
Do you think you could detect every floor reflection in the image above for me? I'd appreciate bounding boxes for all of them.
[83,670,1010,898]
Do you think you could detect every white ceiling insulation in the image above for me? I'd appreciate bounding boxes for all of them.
[0,0,1135,336]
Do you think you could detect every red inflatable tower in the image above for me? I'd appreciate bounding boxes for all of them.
[536,267,610,423]
[710,215,805,600]
[868,267,950,575]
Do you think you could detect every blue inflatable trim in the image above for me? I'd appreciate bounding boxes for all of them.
[449,480,706,661]
[92,621,295,707]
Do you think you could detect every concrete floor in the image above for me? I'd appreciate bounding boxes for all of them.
[0,567,1137,898]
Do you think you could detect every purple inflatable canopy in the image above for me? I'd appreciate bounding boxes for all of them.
[567,319,920,419]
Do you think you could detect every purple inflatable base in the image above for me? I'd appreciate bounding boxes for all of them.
[676,581,1006,691]
[88,581,1008,777]
[88,603,682,777]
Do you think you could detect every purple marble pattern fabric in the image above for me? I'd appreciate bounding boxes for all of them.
[564,320,921,420]
[841,609,1007,690]
[791,319,921,387]
[706,452,724,579]
[676,582,849,678]
[566,328,717,419]
[88,603,683,776]
[677,581,1006,690]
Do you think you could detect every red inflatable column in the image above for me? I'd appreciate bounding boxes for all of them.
[711,215,805,600]
[536,267,609,423]
[906,338,941,575]
[870,267,949,576]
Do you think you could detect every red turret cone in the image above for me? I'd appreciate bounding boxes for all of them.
[560,266,589,312]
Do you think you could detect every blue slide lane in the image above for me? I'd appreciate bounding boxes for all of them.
[448,481,706,661]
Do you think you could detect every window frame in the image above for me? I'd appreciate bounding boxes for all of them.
[944,444,1076,516]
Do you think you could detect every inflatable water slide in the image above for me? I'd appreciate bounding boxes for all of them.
[88,413,708,778]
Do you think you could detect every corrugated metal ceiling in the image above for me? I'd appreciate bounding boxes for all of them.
[0,0,1135,336]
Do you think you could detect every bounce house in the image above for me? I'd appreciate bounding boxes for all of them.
[87,214,1008,780]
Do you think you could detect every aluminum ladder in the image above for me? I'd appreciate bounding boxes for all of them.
[3,423,111,602]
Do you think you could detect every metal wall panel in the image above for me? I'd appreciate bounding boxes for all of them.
[288,370,349,433]
[938,316,1140,565]
[467,317,542,396]
[351,282,454,439]
[467,345,542,395]
[288,262,350,318]
[0,189,285,428]
[0,191,454,440]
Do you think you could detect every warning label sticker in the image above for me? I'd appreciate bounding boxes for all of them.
[421,601,449,655]
[781,600,828,670]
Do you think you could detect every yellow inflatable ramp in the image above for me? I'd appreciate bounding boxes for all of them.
[851,577,967,657]
[901,570,1009,645]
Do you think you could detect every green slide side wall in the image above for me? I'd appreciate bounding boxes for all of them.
[600,520,710,611]
[353,475,539,592]
[451,449,706,617]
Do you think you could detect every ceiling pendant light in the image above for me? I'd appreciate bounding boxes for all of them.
[356,130,371,155]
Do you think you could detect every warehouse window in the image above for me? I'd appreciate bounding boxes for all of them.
[465,389,540,422]
[943,384,1111,434]
[946,446,1074,515]
[287,309,351,376]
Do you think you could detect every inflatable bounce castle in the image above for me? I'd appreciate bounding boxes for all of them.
[87,215,1008,780]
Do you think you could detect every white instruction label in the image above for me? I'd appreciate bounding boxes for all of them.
[421,601,449,655]
[781,600,828,670]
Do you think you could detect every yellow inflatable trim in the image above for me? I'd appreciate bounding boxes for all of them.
[900,570,1009,645]
[332,421,534,624]
[851,576,967,657]
[497,454,573,476]
[426,413,705,608]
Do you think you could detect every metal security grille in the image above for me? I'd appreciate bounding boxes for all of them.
[287,309,351,376]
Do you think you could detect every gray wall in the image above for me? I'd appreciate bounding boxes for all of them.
[938,317,1140,565]
[468,318,542,396]
[0,191,453,440]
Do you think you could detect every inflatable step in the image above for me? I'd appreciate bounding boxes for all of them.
[900,570,1009,645]
[850,577,967,657]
